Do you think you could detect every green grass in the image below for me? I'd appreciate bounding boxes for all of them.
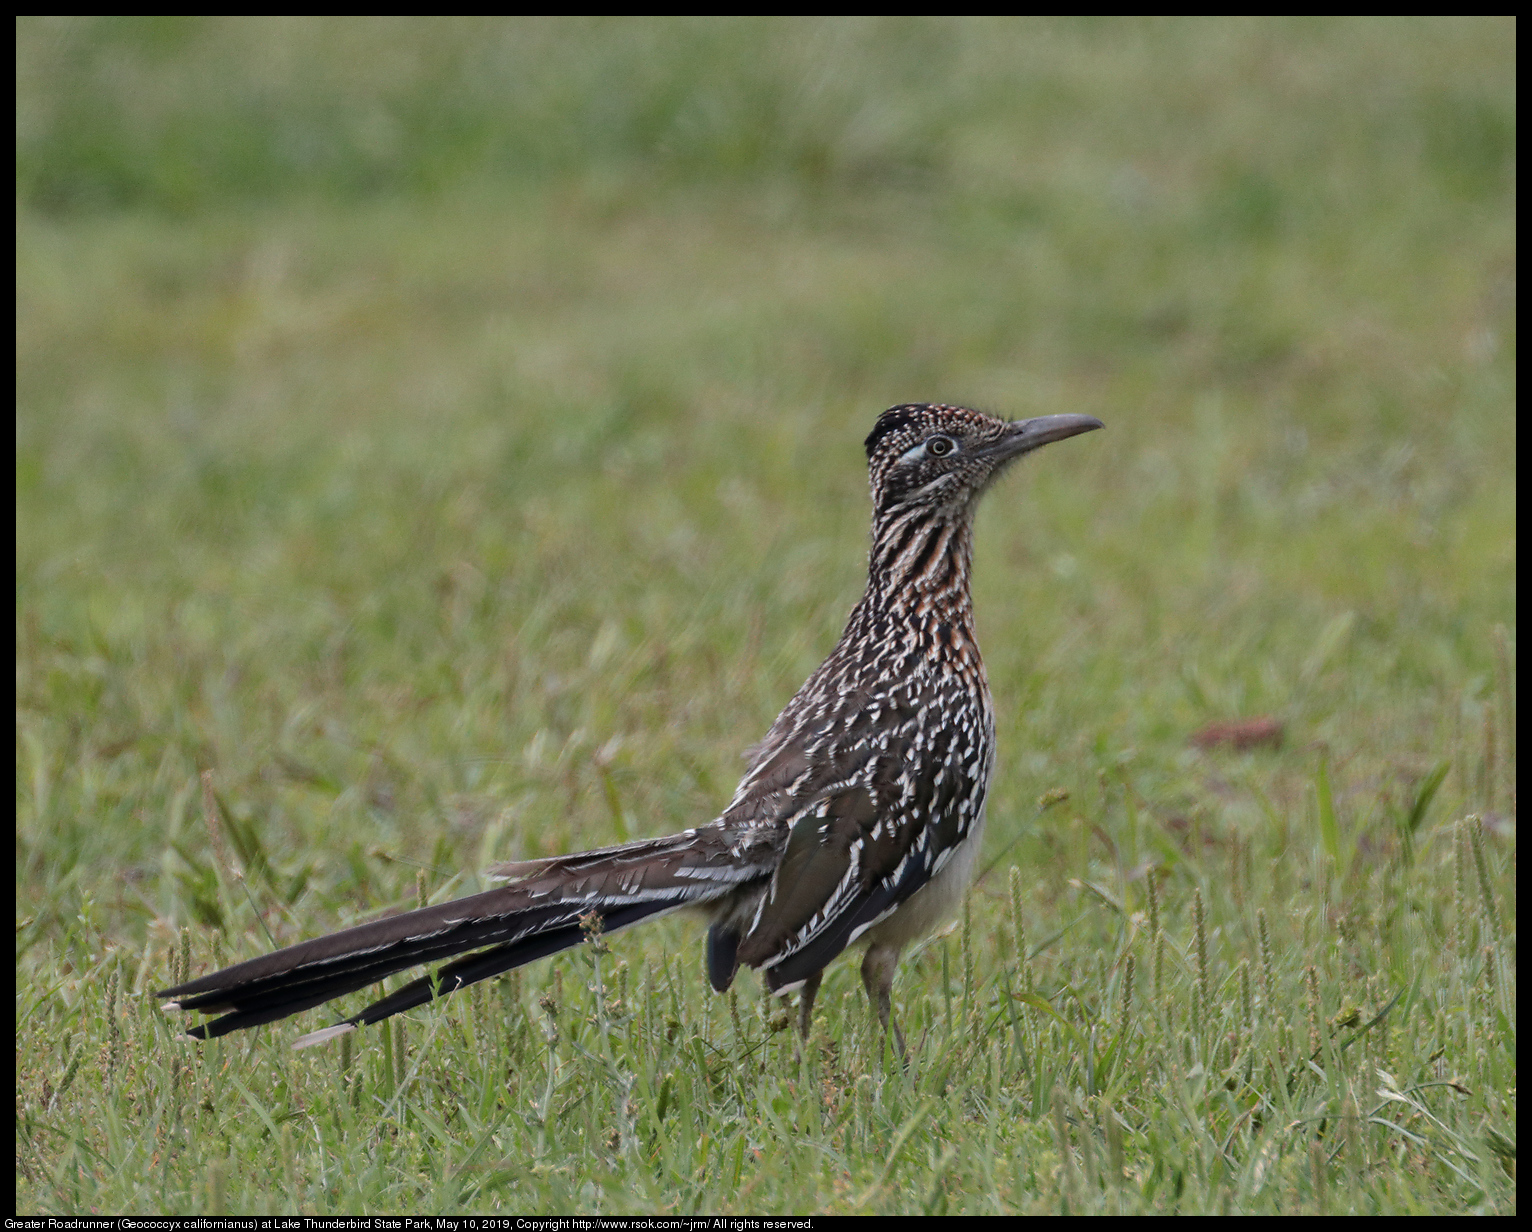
[16,16,1515,1214]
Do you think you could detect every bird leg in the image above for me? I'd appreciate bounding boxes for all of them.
[861,944,907,1062]
[797,968,823,1041]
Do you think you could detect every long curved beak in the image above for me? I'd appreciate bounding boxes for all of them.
[987,413,1104,463]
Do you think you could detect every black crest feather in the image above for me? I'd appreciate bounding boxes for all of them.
[864,404,928,459]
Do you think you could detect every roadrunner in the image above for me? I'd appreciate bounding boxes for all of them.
[161,404,1102,1052]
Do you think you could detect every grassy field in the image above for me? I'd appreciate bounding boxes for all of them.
[16,17,1515,1214]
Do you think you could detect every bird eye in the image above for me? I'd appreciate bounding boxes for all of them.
[927,436,955,457]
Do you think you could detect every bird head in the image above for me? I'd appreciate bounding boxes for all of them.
[864,403,1103,523]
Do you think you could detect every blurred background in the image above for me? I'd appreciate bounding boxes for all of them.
[16,14,1514,969]
[14,17,1517,1214]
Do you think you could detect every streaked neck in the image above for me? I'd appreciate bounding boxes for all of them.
[866,508,976,621]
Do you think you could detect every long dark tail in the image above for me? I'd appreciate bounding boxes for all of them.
[158,827,766,1045]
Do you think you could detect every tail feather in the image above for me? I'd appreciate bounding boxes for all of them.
[160,828,759,1042]
[338,896,683,1031]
